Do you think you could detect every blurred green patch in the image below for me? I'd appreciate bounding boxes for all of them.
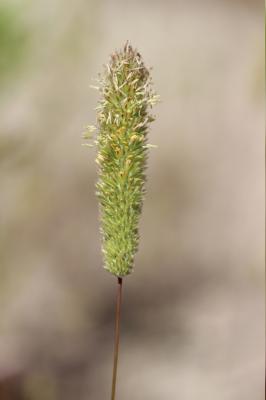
[0,135,22,162]
[23,371,58,400]
[0,3,29,83]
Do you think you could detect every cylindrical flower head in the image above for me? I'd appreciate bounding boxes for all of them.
[93,43,159,277]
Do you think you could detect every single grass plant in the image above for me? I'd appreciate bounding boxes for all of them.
[83,42,159,400]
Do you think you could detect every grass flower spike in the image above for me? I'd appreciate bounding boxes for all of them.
[90,42,159,277]
[85,42,159,400]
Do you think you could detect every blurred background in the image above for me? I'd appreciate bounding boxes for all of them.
[0,0,264,399]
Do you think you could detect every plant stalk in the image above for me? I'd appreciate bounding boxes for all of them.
[111,277,123,400]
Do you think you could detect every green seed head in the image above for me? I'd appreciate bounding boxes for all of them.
[89,42,159,277]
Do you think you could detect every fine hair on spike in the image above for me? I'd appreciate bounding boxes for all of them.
[85,43,159,277]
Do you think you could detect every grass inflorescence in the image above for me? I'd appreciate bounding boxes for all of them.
[85,42,159,277]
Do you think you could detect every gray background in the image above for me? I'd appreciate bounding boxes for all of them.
[0,0,264,399]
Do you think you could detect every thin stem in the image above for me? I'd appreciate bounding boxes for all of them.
[111,277,123,400]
